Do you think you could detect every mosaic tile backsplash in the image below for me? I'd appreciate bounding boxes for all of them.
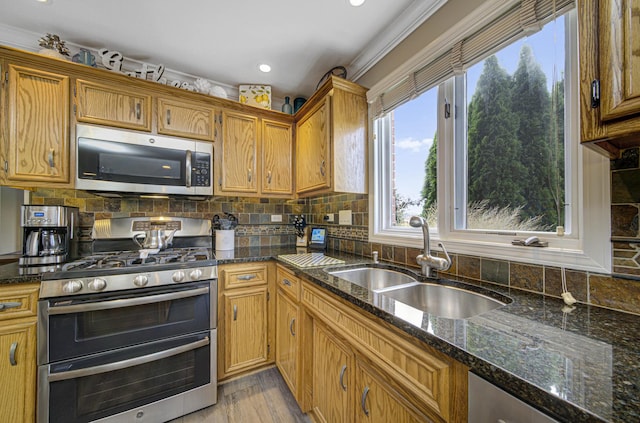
[30,147,640,315]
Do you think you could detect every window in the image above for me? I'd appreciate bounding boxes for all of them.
[369,1,610,272]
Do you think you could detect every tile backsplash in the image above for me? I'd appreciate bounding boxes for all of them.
[30,147,640,315]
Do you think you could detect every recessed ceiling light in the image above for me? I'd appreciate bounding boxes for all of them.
[350,0,365,6]
[36,0,49,3]
[259,64,271,73]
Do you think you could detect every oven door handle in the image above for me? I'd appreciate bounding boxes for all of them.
[47,286,209,315]
[48,336,210,382]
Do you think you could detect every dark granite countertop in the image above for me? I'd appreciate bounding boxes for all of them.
[3,247,638,422]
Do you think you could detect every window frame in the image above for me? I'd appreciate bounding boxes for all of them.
[369,9,611,273]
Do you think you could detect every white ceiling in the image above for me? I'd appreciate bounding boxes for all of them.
[0,0,446,103]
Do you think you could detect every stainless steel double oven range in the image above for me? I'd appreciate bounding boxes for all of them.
[37,216,218,423]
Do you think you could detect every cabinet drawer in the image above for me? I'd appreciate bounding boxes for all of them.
[222,263,268,290]
[303,281,464,422]
[0,283,39,321]
[276,266,300,301]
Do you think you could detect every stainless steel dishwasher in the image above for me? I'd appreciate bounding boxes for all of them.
[468,373,559,423]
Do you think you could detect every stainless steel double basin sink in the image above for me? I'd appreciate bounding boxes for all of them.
[325,266,507,319]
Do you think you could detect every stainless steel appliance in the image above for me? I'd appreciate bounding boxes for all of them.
[19,205,79,274]
[75,124,213,197]
[37,216,217,423]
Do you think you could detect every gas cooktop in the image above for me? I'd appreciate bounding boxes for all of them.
[60,247,213,271]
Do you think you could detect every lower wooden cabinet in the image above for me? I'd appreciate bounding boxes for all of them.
[218,262,274,380]
[0,283,39,423]
[276,289,300,395]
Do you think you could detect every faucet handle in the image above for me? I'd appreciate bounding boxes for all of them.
[438,242,452,272]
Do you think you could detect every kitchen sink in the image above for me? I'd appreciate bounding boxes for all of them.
[325,267,419,291]
[381,283,505,319]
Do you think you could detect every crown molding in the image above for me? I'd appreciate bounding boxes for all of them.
[349,0,448,82]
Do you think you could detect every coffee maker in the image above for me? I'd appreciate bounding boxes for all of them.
[19,205,79,273]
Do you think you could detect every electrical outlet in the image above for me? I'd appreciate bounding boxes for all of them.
[270,214,283,222]
[324,214,335,222]
[339,210,352,225]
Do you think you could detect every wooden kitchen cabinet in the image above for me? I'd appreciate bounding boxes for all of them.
[218,262,274,380]
[295,76,367,196]
[5,64,70,185]
[215,110,294,197]
[75,79,151,131]
[579,0,640,157]
[302,279,468,423]
[0,283,40,423]
[157,97,215,141]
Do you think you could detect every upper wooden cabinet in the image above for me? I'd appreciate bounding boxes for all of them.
[215,110,294,197]
[75,79,151,132]
[157,97,215,141]
[295,76,367,196]
[579,0,640,157]
[5,64,70,185]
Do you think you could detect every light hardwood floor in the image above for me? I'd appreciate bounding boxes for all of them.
[170,367,311,423]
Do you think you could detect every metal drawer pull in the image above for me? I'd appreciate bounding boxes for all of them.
[237,274,257,281]
[9,342,17,366]
[248,169,252,183]
[339,364,347,391]
[233,304,238,321]
[48,286,208,315]
[135,102,141,120]
[320,160,325,177]
[267,170,272,184]
[166,109,171,125]
[361,386,370,416]
[48,337,209,382]
[48,149,55,168]
[289,318,296,336]
[282,278,292,287]
[0,301,21,311]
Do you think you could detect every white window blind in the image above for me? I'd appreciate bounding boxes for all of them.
[370,0,574,117]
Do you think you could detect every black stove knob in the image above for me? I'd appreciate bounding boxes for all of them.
[62,280,83,294]
[172,270,186,283]
[88,278,107,291]
[133,274,149,287]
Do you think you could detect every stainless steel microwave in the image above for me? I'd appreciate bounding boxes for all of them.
[75,124,213,196]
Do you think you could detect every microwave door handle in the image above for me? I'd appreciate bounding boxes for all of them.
[186,150,192,188]
[48,336,210,382]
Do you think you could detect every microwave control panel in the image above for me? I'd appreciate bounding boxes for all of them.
[192,152,211,187]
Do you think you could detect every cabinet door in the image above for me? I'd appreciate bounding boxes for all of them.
[276,289,299,396]
[262,119,293,196]
[223,287,269,374]
[216,110,258,194]
[75,79,151,131]
[598,0,640,121]
[157,97,214,141]
[0,60,6,184]
[355,360,429,423]
[7,65,69,184]
[296,97,330,194]
[0,319,36,423]
[313,322,353,423]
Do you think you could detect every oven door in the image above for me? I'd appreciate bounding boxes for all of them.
[38,330,216,423]
[38,280,214,364]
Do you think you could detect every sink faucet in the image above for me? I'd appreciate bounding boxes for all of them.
[409,216,452,278]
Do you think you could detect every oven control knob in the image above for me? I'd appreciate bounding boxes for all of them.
[189,269,203,280]
[133,274,149,287]
[62,280,84,294]
[88,278,107,291]
[172,270,186,283]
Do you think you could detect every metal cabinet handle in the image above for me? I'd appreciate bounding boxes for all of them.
[9,342,17,366]
[135,102,141,120]
[166,109,171,125]
[339,364,347,391]
[48,149,55,168]
[289,318,296,336]
[267,170,272,184]
[282,278,292,287]
[361,386,370,416]
[320,160,326,177]
[0,301,21,311]
[237,274,256,281]
[248,169,252,183]
[233,304,238,321]
[185,150,192,188]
